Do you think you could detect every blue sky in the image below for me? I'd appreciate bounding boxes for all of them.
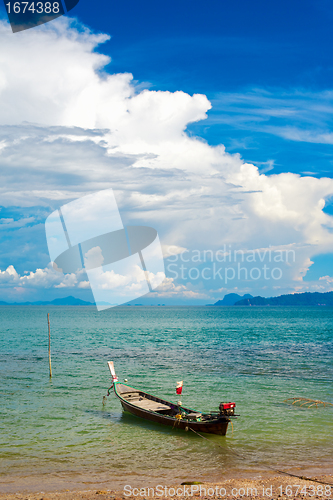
[0,0,333,304]
[71,0,333,91]
[73,0,333,95]
[52,0,333,179]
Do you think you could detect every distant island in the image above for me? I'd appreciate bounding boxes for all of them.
[0,296,94,306]
[2,291,333,307]
[214,291,333,306]
[213,293,253,306]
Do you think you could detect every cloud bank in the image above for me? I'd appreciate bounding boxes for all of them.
[1,18,333,301]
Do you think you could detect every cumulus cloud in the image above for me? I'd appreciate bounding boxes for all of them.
[0,18,333,299]
[152,276,210,299]
[0,263,78,288]
[0,262,197,303]
[0,264,19,283]
[161,245,188,258]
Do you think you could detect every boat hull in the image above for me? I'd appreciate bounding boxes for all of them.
[121,399,229,435]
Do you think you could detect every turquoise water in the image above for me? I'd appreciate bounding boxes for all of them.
[0,306,332,485]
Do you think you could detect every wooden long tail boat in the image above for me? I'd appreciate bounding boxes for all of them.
[107,361,237,436]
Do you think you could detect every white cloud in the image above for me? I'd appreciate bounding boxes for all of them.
[0,261,209,302]
[161,245,188,258]
[0,19,110,126]
[0,18,333,299]
[273,127,333,145]
[87,265,146,291]
[22,265,80,288]
[0,263,94,291]
[0,264,19,283]
[0,216,35,228]
[210,88,333,145]
[152,276,210,299]
[84,246,105,269]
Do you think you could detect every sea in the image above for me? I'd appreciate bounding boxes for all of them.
[0,306,332,491]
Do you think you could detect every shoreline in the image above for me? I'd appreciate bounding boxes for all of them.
[1,468,332,499]
[0,473,332,500]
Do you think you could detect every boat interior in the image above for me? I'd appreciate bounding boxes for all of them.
[116,383,202,418]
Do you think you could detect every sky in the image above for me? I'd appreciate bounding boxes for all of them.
[0,0,333,304]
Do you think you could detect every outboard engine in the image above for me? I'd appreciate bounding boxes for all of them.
[219,402,236,416]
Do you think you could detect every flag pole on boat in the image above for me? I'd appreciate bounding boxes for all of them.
[47,313,52,378]
[176,380,183,406]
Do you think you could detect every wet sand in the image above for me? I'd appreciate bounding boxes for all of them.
[1,470,332,500]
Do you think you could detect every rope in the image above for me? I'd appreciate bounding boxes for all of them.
[188,427,333,487]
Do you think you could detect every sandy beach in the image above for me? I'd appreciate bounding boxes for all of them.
[1,471,332,500]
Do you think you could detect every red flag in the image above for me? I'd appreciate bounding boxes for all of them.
[176,381,183,395]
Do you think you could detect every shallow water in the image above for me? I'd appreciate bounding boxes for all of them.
[0,305,332,485]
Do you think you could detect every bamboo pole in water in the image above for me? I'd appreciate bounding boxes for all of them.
[47,313,52,378]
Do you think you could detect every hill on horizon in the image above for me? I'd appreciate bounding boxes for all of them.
[214,293,253,306]
[235,290,333,306]
[0,296,94,306]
